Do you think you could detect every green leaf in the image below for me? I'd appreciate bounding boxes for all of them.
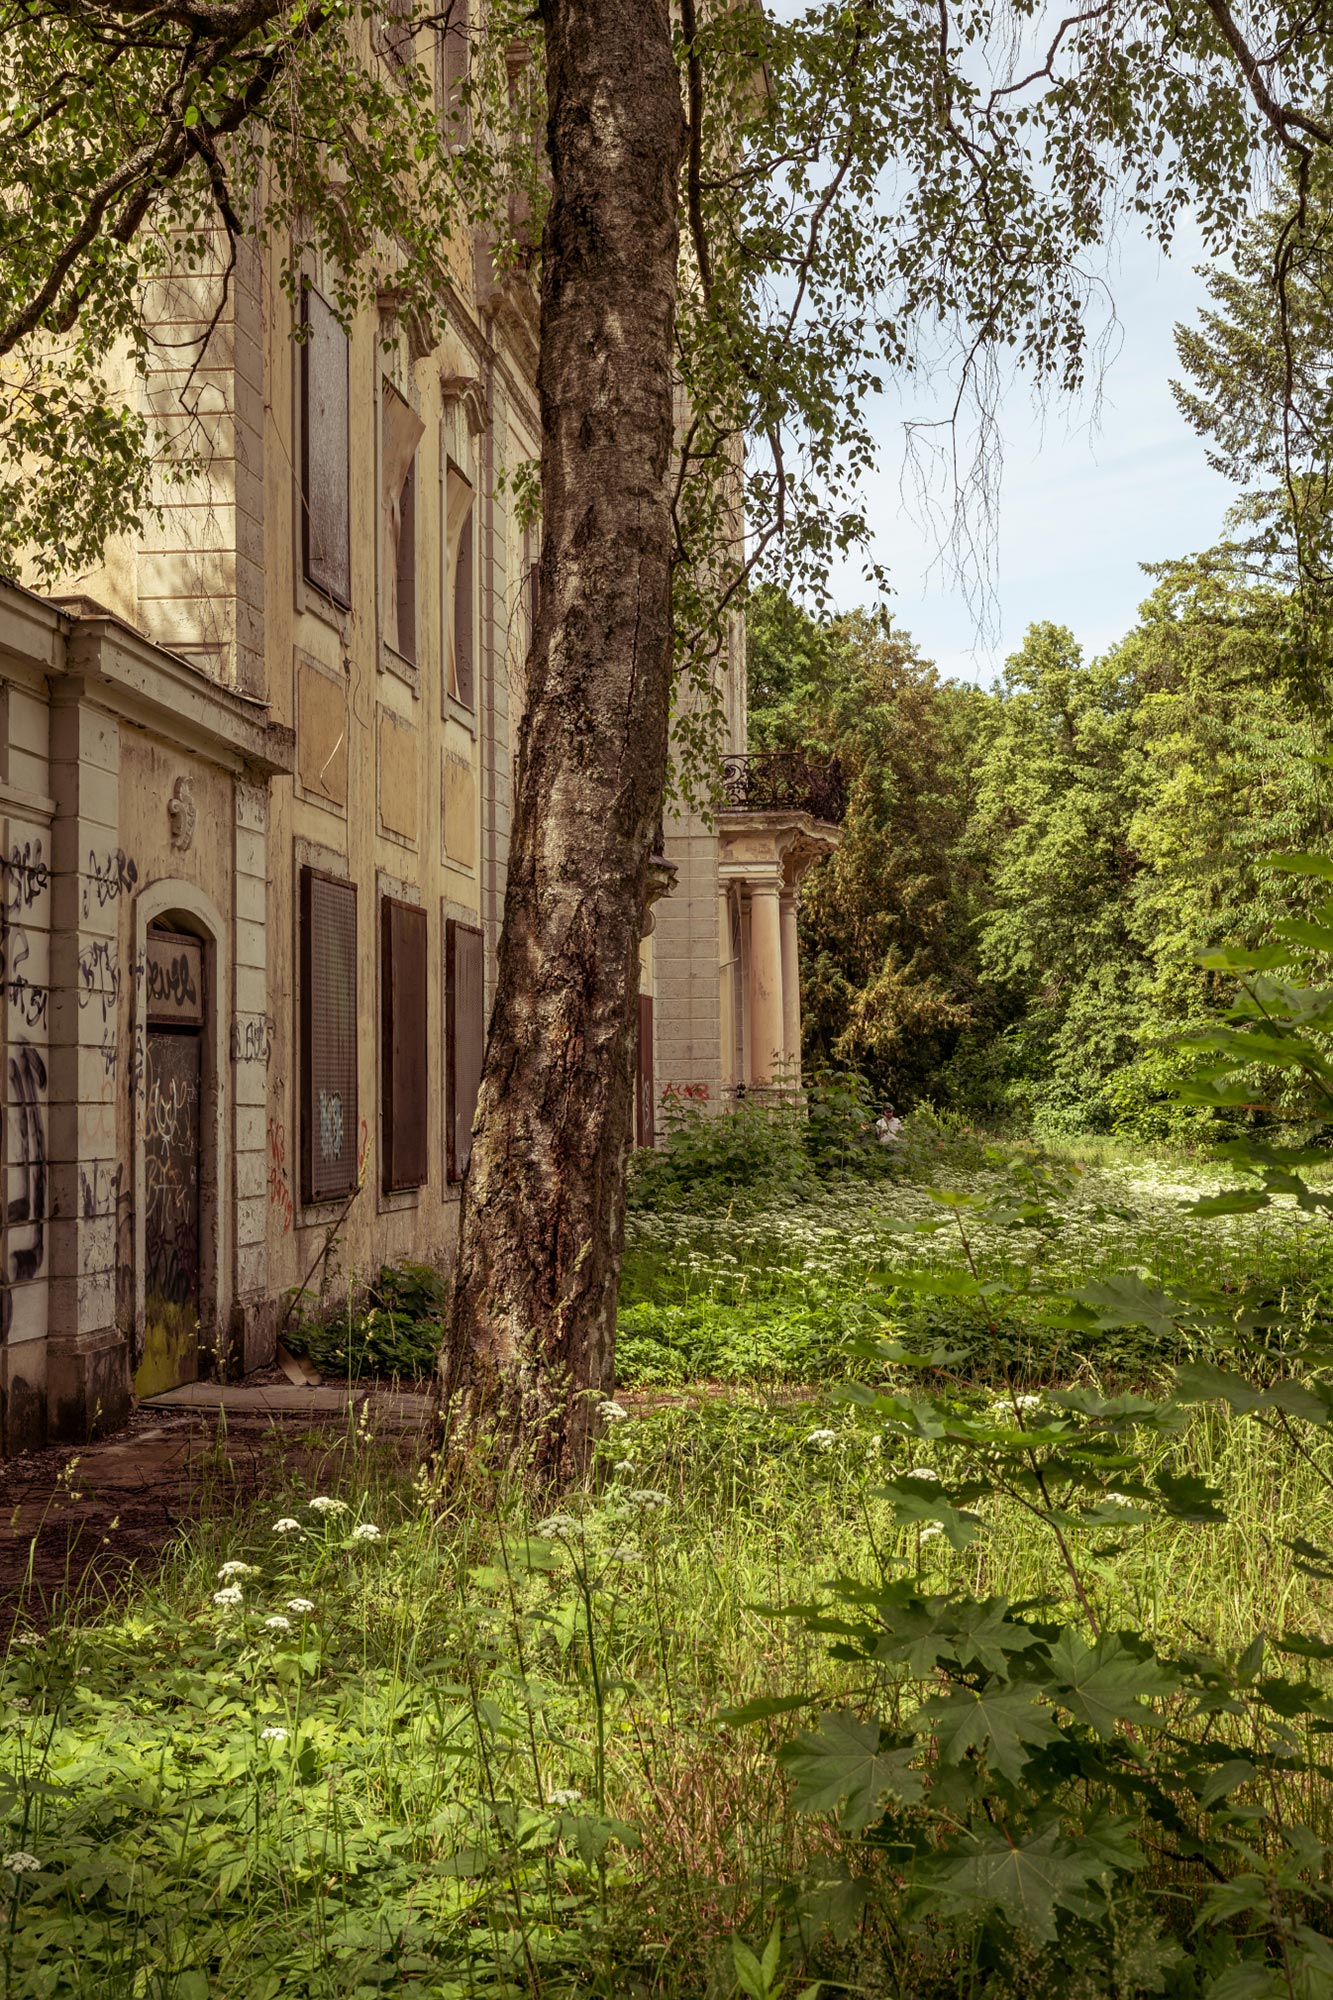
[760,1921,781,1992]
[1185,1189,1272,1217]
[1153,1470,1227,1522]
[1273,919,1333,953]
[1072,1273,1185,1337]
[718,1694,817,1725]
[780,1709,923,1830]
[1200,1759,1258,1808]
[731,1938,766,2000]
[916,1680,1058,1781]
[1261,852,1333,881]
[876,1480,981,1550]
[934,1825,1107,1943]
[1045,1631,1177,1738]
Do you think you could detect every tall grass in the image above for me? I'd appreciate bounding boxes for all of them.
[2,1379,1330,1998]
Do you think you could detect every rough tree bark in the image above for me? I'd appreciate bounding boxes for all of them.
[438,0,686,1482]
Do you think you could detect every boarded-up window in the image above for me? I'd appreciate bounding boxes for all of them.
[635,993,655,1148]
[300,287,352,609]
[446,461,475,711]
[300,869,358,1203]
[381,898,428,1191]
[446,919,485,1180]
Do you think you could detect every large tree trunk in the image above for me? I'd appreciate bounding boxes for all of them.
[438,0,685,1482]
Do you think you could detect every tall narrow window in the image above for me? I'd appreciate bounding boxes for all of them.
[381,897,429,1191]
[382,0,413,68]
[300,286,352,609]
[300,869,358,1203]
[381,383,424,664]
[440,0,471,143]
[446,460,475,710]
[446,918,485,1180]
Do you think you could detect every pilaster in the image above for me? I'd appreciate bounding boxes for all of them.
[45,694,130,1440]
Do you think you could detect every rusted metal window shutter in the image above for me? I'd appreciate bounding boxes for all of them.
[635,993,655,1148]
[381,897,428,1191]
[446,919,485,1180]
[300,869,358,1203]
[300,285,352,609]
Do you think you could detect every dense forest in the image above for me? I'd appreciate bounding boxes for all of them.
[756,176,1333,1139]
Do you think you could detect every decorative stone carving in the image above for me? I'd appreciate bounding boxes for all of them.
[168,776,197,851]
[641,852,677,937]
[441,372,490,438]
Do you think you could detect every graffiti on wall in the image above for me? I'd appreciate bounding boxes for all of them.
[77,939,121,1025]
[6,1040,47,1287]
[266,1117,293,1235]
[232,1015,276,1067]
[144,1036,201,1310]
[82,848,138,918]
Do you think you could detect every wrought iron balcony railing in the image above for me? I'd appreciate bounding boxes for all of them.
[719,751,847,824]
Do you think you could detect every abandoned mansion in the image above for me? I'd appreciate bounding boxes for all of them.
[0,208,843,1454]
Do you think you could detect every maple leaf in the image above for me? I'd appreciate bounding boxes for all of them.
[1045,1631,1178,1739]
[915,1680,1058,1781]
[779,1709,923,1832]
[933,1824,1106,1942]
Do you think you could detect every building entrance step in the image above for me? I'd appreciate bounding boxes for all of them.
[140,1382,434,1424]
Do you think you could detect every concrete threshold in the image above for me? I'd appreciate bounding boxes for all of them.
[141,1383,434,1424]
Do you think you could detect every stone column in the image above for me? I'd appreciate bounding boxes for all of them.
[748,880,784,1086]
[780,889,801,1083]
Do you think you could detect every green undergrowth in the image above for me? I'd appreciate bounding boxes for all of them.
[618,1137,1333,1391]
[286,1261,447,1381]
[4,1379,1333,1999]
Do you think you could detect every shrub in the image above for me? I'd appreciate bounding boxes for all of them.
[287,1261,446,1380]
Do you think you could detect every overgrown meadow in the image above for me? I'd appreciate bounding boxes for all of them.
[6,1112,1333,1997]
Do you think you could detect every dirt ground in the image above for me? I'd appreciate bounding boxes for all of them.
[0,1393,430,1629]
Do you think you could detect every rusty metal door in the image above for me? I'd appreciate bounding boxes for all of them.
[134,931,204,1397]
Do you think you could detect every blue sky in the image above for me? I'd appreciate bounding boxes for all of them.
[823,219,1241,685]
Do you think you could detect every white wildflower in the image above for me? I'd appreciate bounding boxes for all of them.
[212,1585,244,1607]
[1013,1393,1042,1410]
[919,1525,943,1543]
[10,1633,40,1649]
[805,1428,837,1448]
[350,1523,381,1542]
[628,1489,668,1508]
[1104,1491,1134,1507]
[534,1514,578,1537]
[905,1466,939,1482]
[286,1598,315,1615]
[272,1518,302,1535]
[308,1496,348,1515]
[217,1561,257,1580]
[260,1726,288,1743]
[612,1461,633,1474]
[9,1698,30,1714]
[599,1401,630,1423]
[263,1616,292,1633]
[2,1853,39,1873]
[548,1788,582,1808]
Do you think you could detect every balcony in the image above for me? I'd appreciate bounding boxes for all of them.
[719,751,847,825]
